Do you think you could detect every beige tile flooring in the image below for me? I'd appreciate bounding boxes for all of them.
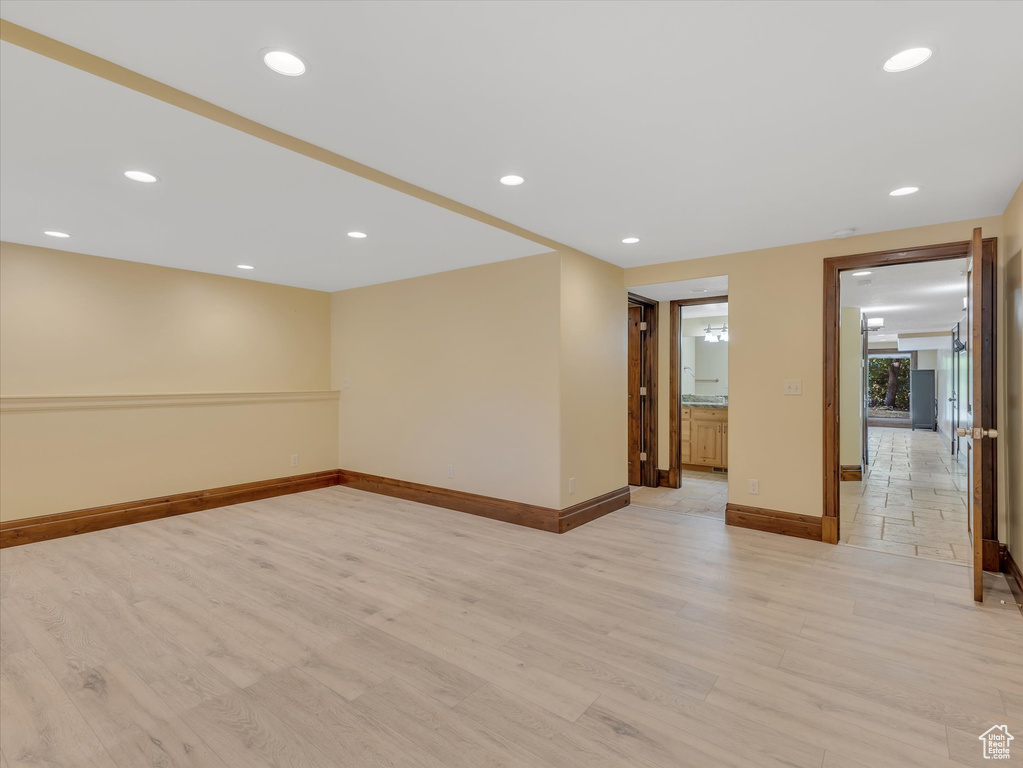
[629,470,728,520]
[1,485,1020,768]
[840,427,970,563]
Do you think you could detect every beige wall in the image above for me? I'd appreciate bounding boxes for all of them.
[0,243,338,521]
[625,215,1004,518]
[839,307,863,467]
[331,252,564,509]
[1,244,330,395]
[1002,182,1023,562]
[559,251,627,507]
[916,350,938,370]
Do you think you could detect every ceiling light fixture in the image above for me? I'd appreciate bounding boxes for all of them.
[852,271,872,277]
[499,175,525,186]
[703,323,728,343]
[347,231,367,239]
[866,317,885,329]
[889,186,919,196]
[832,228,857,238]
[124,170,158,183]
[883,47,932,73]
[44,230,70,238]
[262,50,307,76]
[622,237,640,244]
[237,264,254,270]
[690,289,708,294]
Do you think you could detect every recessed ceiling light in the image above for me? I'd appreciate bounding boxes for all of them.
[347,231,367,239]
[622,237,640,244]
[44,230,70,238]
[262,50,306,76]
[124,170,158,183]
[690,288,708,294]
[883,47,932,73]
[499,175,525,186]
[889,186,919,196]
[237,264,254,270]
[832,228,856,238]
[852,271,872,277]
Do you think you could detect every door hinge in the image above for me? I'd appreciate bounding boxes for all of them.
[640,386,647,396]
[640,321,648,331]
[640,452,647,461]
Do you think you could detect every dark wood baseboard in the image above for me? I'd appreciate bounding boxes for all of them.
[839,464,862,482]
[725,503,823,542]
[339,469,629,534]
[1002,545,1023,615]
[1,469,632,548]
[657,469,670,488]
[558,487,631,533]
[983,539,1001,573]
[0,470,342,548]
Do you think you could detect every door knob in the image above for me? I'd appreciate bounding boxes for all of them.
[957,427,999,438]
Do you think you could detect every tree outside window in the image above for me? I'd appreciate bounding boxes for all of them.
[868,356,911,411]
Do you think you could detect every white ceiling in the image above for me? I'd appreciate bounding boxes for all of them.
[0,42,545,291]
[3,0,1020,277]
[841,258,968,337]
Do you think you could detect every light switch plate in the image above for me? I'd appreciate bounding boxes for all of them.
[784,379,802,396]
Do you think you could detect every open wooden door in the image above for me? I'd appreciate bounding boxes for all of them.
[961,227,997,602]
[627,305,642,485]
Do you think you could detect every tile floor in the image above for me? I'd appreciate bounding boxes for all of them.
[840,427,971,563]
[629,470,728,520]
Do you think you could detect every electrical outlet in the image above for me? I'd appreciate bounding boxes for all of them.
[447,464,455,479]
[748,479,760,495]
[784,379,802,396]
[342,377,352,389]
[569,477,576,495]
[290,454,299,468]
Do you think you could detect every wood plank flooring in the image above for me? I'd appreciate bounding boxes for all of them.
[1,485,1021,767]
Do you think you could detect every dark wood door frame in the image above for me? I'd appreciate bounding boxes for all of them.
[667,295,729,488]
[823,238,998,564]
[628,292,659,488]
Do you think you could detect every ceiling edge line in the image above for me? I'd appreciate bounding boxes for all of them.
[0,19,591,260]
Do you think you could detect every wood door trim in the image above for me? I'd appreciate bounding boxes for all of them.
[822,238,998,551]
[0,470,343,548]
[668,295,729,488]
[725,503,823,541]
[628,293,659,488]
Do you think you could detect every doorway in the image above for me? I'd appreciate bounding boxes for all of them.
[627,293,658,487]
[623,277,730,522]
[824,230,999,601]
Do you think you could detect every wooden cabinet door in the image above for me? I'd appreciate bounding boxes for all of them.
[722,424,728,469]
[692,420,722,466]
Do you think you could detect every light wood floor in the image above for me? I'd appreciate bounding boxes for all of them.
[1,486,1021,768]
[841,427,972,563]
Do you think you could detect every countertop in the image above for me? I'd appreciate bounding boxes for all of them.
[681,399,728,409]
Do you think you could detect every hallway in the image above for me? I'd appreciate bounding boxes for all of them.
[840,427,970,562]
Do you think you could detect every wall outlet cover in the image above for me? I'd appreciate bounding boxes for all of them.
[784,379,802,396]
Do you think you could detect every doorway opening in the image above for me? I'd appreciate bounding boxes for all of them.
[824,231,998,602]
[625,276,730,522]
